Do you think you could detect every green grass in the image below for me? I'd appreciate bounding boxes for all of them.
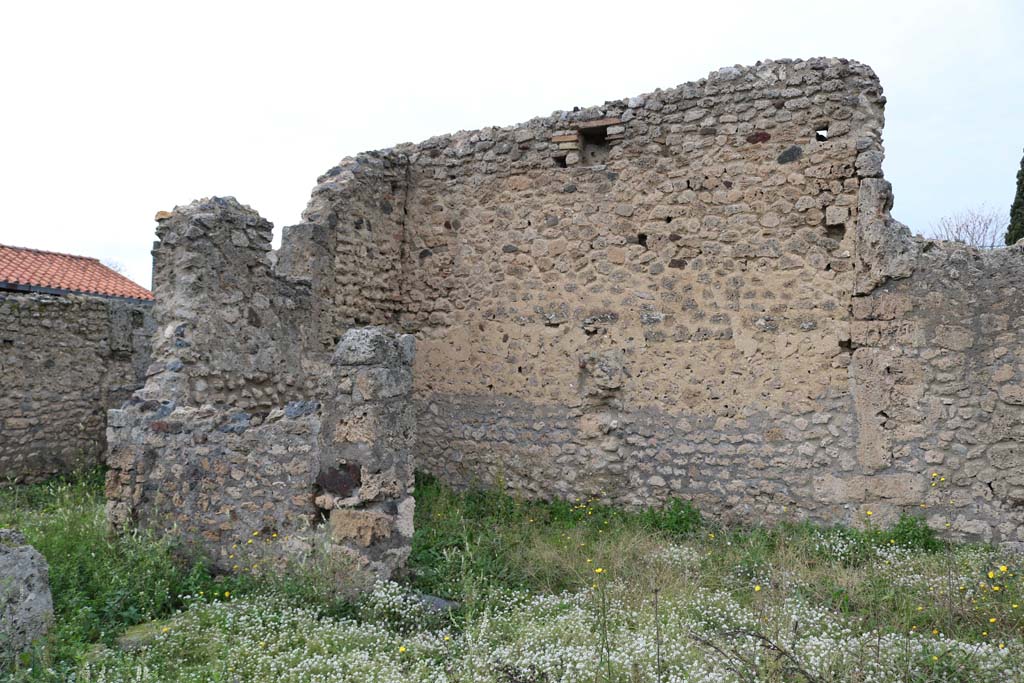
[3,470,1023,682]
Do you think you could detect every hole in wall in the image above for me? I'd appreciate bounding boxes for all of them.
[553,155,568,168]
[815,127,829,142]
[826,225,846,241]
[637,233,648,249]
[580,126,610,164]
[664,217,673,224]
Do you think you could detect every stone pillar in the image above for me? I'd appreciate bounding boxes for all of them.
[316,327,416,577]
[105,197,415,582]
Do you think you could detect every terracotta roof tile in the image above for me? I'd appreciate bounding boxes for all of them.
[0,243,153,301]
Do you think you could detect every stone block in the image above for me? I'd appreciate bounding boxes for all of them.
[354,368,411,401]
[333,326,399,366]
[934,325,973,352]
[990,442,1021,470]
[329,509,393,547]
[825,205,849,226]
[0,530,53,665]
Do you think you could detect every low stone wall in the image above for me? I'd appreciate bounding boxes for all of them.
[105,198,415,578]
[847,229,1024,542]
[0,292,151,482]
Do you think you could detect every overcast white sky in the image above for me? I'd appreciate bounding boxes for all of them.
[1,0,1021,288]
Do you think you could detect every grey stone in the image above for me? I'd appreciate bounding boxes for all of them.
[333,327,398,366]
[0,530,53,664]
[416,593,461,614]
[777,145,803,164]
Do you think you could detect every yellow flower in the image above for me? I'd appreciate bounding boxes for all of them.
[754,585,762,592]
[161,627,170,634]
[399,646,407,653]
[866,511,873,516]
[932,629,939,635]
[1000,565,1008,573]
[252,531,259,537]
[443,635,450,642]
[989,617,997,623]
[224,591,231,598]
[594,567,604,574]
[989,571,995,579]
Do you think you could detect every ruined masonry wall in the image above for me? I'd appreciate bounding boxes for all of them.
[301,57,874,525]
[0,292,151,482]
[847,232,1024,542]
[105,198,415,578]
[293,57,1024,543]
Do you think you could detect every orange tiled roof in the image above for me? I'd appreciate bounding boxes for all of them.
[0,243,153,301]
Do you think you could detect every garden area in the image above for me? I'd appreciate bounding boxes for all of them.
[2,470,1023,682]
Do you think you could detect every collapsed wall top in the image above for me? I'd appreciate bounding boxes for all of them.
[106,197,417,581]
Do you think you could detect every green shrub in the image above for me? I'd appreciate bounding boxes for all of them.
[0,473,256,674]
[639,498,702,537]
[885,513,943,552]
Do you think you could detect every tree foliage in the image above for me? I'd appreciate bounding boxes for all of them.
[1007,148,1024,246]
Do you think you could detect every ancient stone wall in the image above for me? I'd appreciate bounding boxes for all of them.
[848,220,1024,542]
[298,58,875,523]
[286,57,1024,543]
[0,292,151,482]
[105,198,415,578]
